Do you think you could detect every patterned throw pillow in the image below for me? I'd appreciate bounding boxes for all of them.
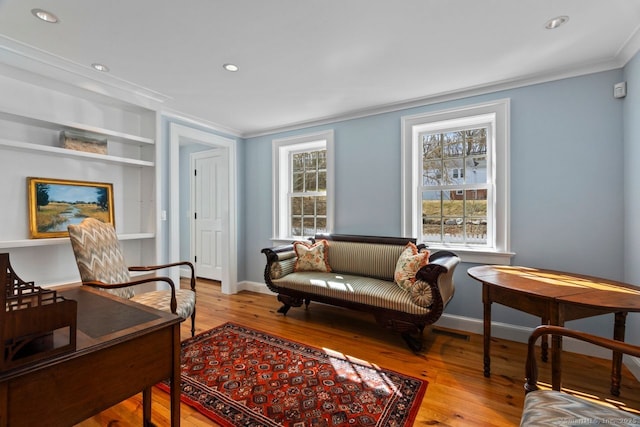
[394,242,429,292]
[409,279,434,308]
[270,262,283,279]
[293,240,331,272]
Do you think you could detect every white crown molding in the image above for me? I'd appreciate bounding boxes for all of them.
[2,31,637,139]
[617,21,640,66]
[0,34,171,108]
[242,59,623,139]
[161,109,243,139]
[0,35,244,138]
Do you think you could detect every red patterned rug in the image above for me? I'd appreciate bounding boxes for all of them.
[157,322,427,426]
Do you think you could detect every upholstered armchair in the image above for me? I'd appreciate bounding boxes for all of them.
[68,217,196,337]
[520,325,640,426]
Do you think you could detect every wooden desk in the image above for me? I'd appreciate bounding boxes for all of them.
[468,265,640,396]
[0,287,181,426]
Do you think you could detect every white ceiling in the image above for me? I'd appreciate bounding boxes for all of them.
[1,0,639,137]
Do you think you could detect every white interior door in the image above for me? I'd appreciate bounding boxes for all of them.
[192,150,226,281]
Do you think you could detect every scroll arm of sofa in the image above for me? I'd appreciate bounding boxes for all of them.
[261,244,298,292]
[261,244,295,262]
[415,251,460,306]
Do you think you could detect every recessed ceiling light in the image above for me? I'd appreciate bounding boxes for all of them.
[31,8,59,23]
[223,63,239,72]
[545,15,569,30]
[91,63,110,72]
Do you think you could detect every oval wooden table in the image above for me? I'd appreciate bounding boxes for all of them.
[468,265,640,396]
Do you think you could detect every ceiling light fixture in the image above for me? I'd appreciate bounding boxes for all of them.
[31,8,59,23]
[91,63,110,72]
[223,63,239,72]
[545,15,569,30]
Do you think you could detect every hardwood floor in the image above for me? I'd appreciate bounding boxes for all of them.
[76,279,640,426]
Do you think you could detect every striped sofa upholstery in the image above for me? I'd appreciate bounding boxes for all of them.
[262,234,460,351]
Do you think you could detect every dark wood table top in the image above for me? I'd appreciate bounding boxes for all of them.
[0,286,182,427]
[468,265,640,311]
[0,286,181,380]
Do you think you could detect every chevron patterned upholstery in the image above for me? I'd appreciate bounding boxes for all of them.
[68,218,135,299]
[521,390,640,426]
[68,217,197,336]
[521,326,640,426]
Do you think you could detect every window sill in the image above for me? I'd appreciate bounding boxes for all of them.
[424,245,515,265]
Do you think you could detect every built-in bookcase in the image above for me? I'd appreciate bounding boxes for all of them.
[0,73,158,286]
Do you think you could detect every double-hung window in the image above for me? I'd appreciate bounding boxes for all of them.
[401,99,512,264]
[272,130,334,240]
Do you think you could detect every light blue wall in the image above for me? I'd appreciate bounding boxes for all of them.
[241,69,629,338]
[624,51,640,345]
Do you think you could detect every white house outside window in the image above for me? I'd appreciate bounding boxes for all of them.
[272,130,334,240]
[421,127,489,245]
[290,149,327,236]
[401,99,513,264]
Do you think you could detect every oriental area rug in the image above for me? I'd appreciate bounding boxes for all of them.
[157,322,427,426]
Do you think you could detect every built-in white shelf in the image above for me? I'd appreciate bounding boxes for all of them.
[0,233,155,249]
[0,75,158,277]
[0,110,154,146]
[0,138,154,167]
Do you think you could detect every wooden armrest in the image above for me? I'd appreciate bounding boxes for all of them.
[83,276,179,314]
[129,260,196,292]
[413,252,459,311]
[416,251,460,282]
[524,325,640,393]
[428,252,460,271]
[428,250,459,263]
[261,245,296,263]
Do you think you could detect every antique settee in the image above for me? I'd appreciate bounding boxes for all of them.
[261,234,460,351]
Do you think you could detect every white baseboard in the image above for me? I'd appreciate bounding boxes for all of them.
[237,280,274,295]
[234,281,640,381]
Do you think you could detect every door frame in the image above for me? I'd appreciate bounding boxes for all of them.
[169,122,237,294]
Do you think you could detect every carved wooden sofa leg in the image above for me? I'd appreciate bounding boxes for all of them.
[277,305,291,314]
[399,324,425,353]
[375,315,426,352]
[401,332,424,353]
[277,294,304,315]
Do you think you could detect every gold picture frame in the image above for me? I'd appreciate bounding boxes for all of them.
[28,177,115,239]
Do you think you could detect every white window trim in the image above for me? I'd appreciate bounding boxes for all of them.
[401,99,514,264]
[272,130,335,242]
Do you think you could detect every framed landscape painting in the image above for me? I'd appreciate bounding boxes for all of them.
[28,177,114,238]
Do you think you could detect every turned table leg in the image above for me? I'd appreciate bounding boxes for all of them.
[550,307,565,391]
[540,316,549,363]
[482,285,491,377]
[611,311,627,396]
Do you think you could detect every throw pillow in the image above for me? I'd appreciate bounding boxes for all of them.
[293,240,331,272]
[409,279,434,308]
[394,242,429,292]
